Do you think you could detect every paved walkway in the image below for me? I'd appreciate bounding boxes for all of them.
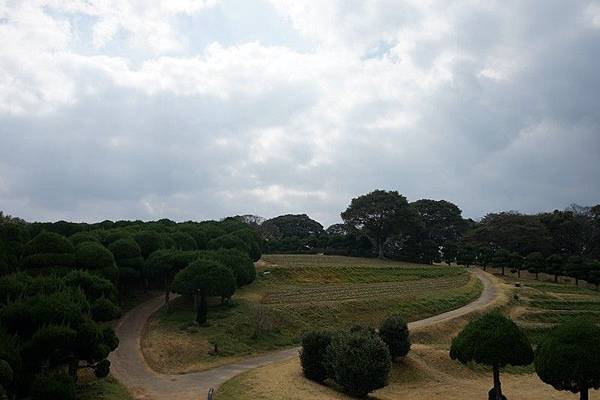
[109,268,499,400]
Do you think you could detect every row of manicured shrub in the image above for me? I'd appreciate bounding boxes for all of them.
[299,315,411,397]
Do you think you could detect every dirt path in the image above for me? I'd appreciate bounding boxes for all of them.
[109,268,500,400]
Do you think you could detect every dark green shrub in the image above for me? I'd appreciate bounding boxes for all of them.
[299,331,332,383]
[379,315,411,359]
[169,232,198,251]
[102,230,132,246]
[74,242,117,281]
[207,234,249,255]
[24,231,74,256]
[91,298,121,322]
[108,239,142,261]
[535,319,600,400]
[64,270,117,303]
[69,232,100,247]
[231,229,262,262]
[327,329,391,397]
[30,372,76,400]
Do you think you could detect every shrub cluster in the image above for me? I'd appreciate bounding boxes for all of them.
[300,315,410,397]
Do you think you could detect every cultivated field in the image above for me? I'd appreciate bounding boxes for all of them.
[141,254,482,373]
[216,268,600,400]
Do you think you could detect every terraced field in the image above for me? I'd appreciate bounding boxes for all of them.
[142,254,482,373]
[510,279,600,344]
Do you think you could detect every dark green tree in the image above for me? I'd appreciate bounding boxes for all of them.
[586,260,600,290]
[509,252,524,278]
[546,254,564,283]
[535,319,600,400]
[450,311,533,400]
[75,242,119,283]
[341,190,415,259]
[565,255,587,286]
[379,315,411,359]
[133,230,164,259]
[21,231,75,272]
[524,252,545,280]
[491,248,511,276]
[326,328,392,397]
[299,331,332,383]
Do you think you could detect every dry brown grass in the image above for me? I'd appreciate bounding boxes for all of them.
[216,347,600,400]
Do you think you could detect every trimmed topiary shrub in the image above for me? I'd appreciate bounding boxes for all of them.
[326,328,391,397]
[134,230,164,259]
[169,232,198,251]
[21,231,75,272]
[75,243,118,282]
[30,372,76,400]
[450,311,533,400]
[535,319,600,400]
[69,232,100,247]
[207,234,249,256]
[300,330,332,383]
[379,314,411,359]
[91,298,121,322]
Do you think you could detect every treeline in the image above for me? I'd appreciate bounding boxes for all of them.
[253,191,600,285]
[0,213,260,399]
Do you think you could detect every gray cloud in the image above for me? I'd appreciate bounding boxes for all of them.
[1,0,599,227]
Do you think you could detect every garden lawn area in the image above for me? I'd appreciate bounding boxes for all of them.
[77,377,133,400]
[142,254,481,373]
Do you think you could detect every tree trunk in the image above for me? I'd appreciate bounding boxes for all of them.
[493,365,503,400]
[196,289,207,325]
[68,359,78,382]
[580,388,589,400]
[554,273,559,283]
[377,243,385,259]
[575,277,579,287]
[535,271,539,280]
[517,269,521,278]
[501,266,505,276]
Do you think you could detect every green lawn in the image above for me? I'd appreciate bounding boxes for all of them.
[77,377,132,400]
[142,254,482,373]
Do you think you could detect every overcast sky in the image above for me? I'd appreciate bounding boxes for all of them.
[1,0,599,227]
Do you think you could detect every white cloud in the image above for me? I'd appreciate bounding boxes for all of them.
[0,1,599,225]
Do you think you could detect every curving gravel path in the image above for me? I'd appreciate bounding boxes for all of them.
[109,268,499,400]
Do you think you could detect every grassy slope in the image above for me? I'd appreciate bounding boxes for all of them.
[142,254,482,373]
[217,268,600,400]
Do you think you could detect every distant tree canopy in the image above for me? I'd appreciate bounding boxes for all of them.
[342,190,416,259]
[260,214,324,240]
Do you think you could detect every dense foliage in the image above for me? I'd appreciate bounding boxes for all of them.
[299,331,332,383]
[379,315,411,359]
[450,311,533,400]
[0,214,261,398]
[535,319,600,400]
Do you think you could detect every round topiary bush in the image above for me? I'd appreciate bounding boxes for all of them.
[379,314,411,359]
[207,234,249,255]
[30,372,76,400]
[91,298,121,322]
[535,318,600,400]
[327,329,392,397]
[299,330,332,383]
[134,230,164,259]
[69,232,100,247]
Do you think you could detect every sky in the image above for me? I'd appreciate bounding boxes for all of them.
[1,0,599,227]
